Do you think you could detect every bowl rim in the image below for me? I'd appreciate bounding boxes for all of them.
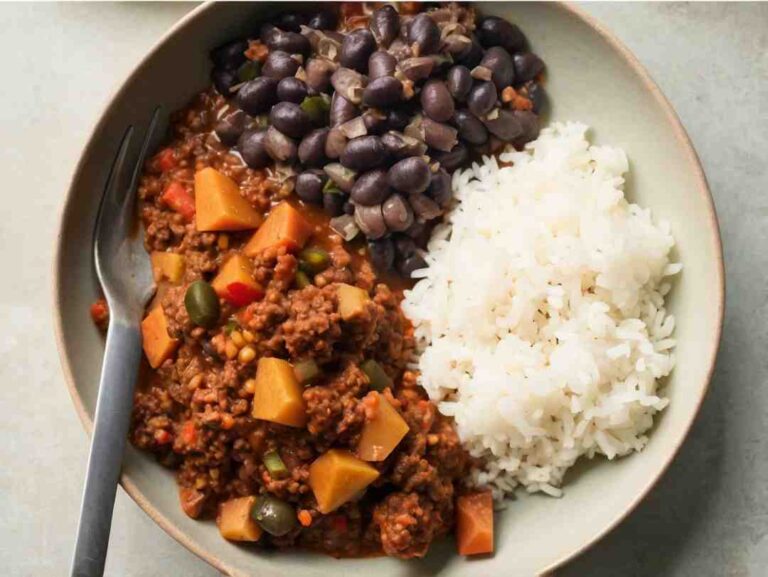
[52,1,725,575]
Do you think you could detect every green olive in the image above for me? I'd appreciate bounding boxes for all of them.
[250,494,297,536]
[295,270,312,289]
[184,280,220,328]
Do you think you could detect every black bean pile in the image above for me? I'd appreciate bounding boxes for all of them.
[210,3,546,277]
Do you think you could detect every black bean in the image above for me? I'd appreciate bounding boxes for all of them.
[260,24,280,45]
[467,81,497,117]
[324,127,347,159]
[214,109,247,146]
[422,118,458,152]
[478,16,526,53]
[388,157,431,194]
[363,109,389,135]
[269,102,311,140]
[211,39,248,70]
[368,51,397,79]
[368,238,395,271]
[340,136,386,171]
[262,51,299,80]
[511,110,540,146]
[331,67,366,104]
[340,29,377,74]
[453,109,488,145]
[296,169,326,204]
[330,93,359,127]
[362,76,403,109]
[447,65,473,102]
[264,126,298,162]
[479,47,515,90]
[403,220,430,247]
[267,30,311,56]
[382,194,414,232]
[394,235,417,259]
[399,57,435,82]
[323,192,346,217]
[308,10,338,30]
[427,168,452,207]
[343,201,356,215]
[354,204,387,239]
[298,128,329,167]
[275,12,307,33]
[351,169,391,206]
[421,80,455,123]
[456,35,484,69]
[212,68,239,96]
[387,108,411,132]
[237,129,270,169]
[399,253,427,278]
[381,131,427,159]
[431,142,468,172]
[408,14,441,55]
[407,193,442,221]
[513,52,545,84]
[236,77,278,114]
[305,58,335,94]
[483,108,524,142]
[277,77,308,103]
[444,33,473,57]
[370,5,399,47]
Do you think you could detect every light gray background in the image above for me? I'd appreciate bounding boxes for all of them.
[0,2,765,576]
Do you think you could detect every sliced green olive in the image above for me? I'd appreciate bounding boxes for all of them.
[322,178,342,195]
[298,247,330,275]
[263,450,289,479]
[294,359,320,385]
[300,95,330,125]
[295,270,312,289]
[184,280,220,328]
[237,60,261,83]
[250,494,297,536]
[361,359,393,392]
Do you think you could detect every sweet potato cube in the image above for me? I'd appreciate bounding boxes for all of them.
[243,202,312,256]
[337,283,370,321]
[211,254,258,296]
[252,357,307,427]
[456,492,494,556]
[357,393,410,461]
[141,306,179,368]
[217,496,262,542]
[150,252,185,284]
[308,449,379,514]
[195,167,263,232]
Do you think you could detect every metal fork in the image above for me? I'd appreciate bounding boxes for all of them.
[70,109,162,577]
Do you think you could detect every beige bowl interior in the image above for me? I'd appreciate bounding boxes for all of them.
[54,2,724,576]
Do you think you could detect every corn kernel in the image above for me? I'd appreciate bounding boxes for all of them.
[230,331,245,348]
[243,330,255,343]
[244,379,257,394]
[238,346,256,364]
[225,340,238,359]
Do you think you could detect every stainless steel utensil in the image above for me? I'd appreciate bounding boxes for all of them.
[70,109,161,577]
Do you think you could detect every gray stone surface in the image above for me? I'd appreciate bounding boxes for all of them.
[0,3,764,576]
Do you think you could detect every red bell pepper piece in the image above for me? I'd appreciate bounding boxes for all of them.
[224,282,264,307]
[155,147,177,172]
[161,181,195,222]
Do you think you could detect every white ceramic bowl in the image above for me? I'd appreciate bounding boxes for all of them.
[54,3,724,576]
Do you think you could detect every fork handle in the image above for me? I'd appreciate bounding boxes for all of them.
[70,321,143,577]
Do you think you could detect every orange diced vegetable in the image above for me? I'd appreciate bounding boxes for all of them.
[195,167,263,232]
[456,492,494,556]
[297,509,313,527]
[211,254,263,306]
[141,306,180,368]
[244,202,312,256]
[308,449,379,514]
[90,298,109,330]
[217,496,263,542]
[337,283,370,321]
[180,420,197,446]
[251,358,307,427]
[162,181,196,222]
[179,487,205,519]
[357,392,410,461]
[150,251,185,284]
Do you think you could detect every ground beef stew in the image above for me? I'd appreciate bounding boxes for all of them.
[91,2,548,559]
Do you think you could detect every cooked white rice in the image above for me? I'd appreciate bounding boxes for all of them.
[402,122,680,498]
